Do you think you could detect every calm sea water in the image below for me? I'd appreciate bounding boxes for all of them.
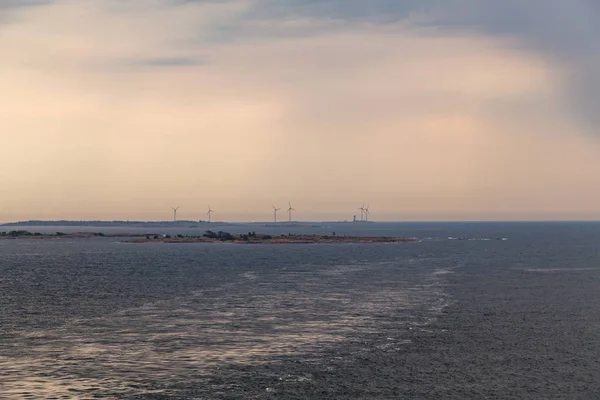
[1,222,599,399]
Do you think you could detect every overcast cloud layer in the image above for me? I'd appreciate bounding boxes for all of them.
[1,0,599,221]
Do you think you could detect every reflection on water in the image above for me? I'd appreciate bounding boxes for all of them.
[0,254,451,399]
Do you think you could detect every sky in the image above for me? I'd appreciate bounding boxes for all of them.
[1,0,600,222]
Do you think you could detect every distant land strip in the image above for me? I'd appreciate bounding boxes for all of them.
[1,220,211,227]
[0,231,154,239]
[0,220,349,227]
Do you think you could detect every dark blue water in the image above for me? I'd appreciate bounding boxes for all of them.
[1,222,599,399]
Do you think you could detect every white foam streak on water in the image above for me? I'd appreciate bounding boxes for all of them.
[522,268,596,273]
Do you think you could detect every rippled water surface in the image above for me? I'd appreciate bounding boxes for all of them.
[1,222,600,399]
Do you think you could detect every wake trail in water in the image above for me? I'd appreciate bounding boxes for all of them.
[1,258,454,399]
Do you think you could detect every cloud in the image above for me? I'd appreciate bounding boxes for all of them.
[0,0,599,221]
[419,0,600,131]
[260,0,600,131]
[130,57,204,67]
[0,0,51,8]
[0,0,52,24]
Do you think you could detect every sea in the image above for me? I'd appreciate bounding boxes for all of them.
[1,222,599,399]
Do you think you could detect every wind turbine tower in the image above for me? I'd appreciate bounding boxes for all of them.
[207,206,214,223]
[272,206,281,223]
[171,206,180,223]
[287,202,296,222]
[358,203,365,222]
[364,205,370,222]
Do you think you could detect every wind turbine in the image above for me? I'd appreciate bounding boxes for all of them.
[358,203,365,222]
[364,204,370,222]
[272,205,281,223]
[287,202,295,222]
[207,206,214,223]
[171,206,180,223]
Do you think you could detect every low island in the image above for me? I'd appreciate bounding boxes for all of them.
[126,230,415,244]
[0,229,415,244]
